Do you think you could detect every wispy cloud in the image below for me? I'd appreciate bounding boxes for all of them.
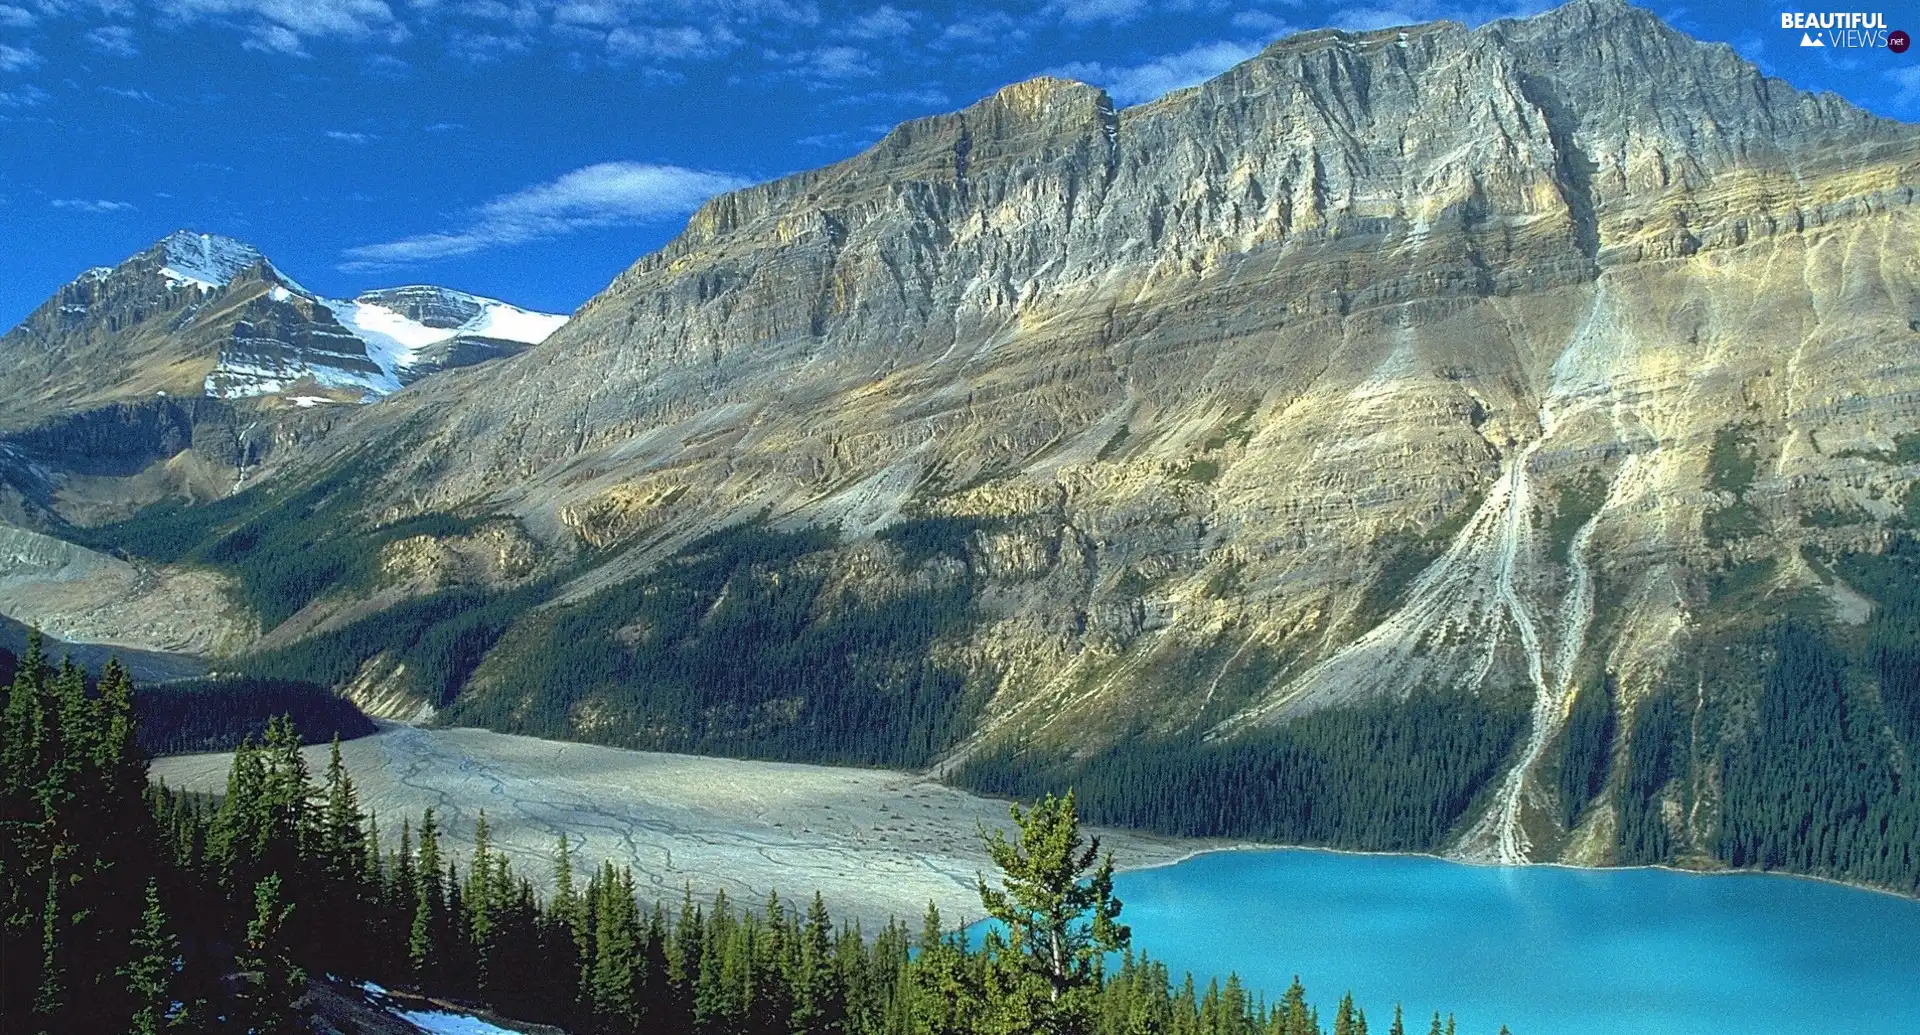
[326,128,376,142]
[843,4,911,39]
[155,0,404,57]
[1053,39,1262,105]
[424,120,463,131]
[0,42,39,71]
[1888,66,1920,110]
[85,25,138,56]
[53,198,135,212]
[0,5,33,27]
[832,85,948,108]
[101,85,160,102]
[606,23,739,61]
[341,160,751,267]
[1044,0,1149,26]
[1314,0,1550,32]
[933,9,1026,51]
[769,44,876,83]
[0,84,47,106]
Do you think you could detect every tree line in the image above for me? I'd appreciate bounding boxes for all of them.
[1,630,1499,1035]
[955,690,1528,852]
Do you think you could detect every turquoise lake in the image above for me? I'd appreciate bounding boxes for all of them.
[1105,850,1920,1035]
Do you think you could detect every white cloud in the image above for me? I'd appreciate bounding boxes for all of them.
[0,5,33,27]
[0,83,47,106]
[0,42,39,71]
[1044,0,1148,26]
[85,25,138,56]
[101,85,159,101]
[244,22,307,53]
[935,9,1024,50]
[52,198,135,212]
[341,161,752,267]
[326,128,375,142]
[1888,66,1920,109]
[157,0,402,55]
[832,85,948,107]
[1053,39,1262,105]
[769,43,875,82]
[844,4,911,39]
[446,28,527,61]
[1314,0,1549,32]
[606,23,739,60]
[1229,10,1293,36]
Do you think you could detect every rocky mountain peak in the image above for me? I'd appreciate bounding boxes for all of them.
[353,285,488,330]
[152,230,270,290]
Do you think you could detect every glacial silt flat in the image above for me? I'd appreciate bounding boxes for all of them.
[149,724,1210,930]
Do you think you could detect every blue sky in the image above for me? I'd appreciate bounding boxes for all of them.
[2,0,1917,325]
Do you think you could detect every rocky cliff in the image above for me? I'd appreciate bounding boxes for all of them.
[7,0,1920,869]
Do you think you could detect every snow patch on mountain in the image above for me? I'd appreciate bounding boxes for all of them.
[321,289,565,392]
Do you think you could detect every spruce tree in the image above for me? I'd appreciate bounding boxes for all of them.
[976,792,1130,1034]
[409,808,442,990]
[236,874,305,1035]
[123,878,183,1035]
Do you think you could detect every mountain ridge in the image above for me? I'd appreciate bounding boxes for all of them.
[3,0,1919,885]
[0,230,568,428]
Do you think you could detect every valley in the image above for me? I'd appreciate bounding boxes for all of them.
[149,723,1216,931]
[4,0,1918,894]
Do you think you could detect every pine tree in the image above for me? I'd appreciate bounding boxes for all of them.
[793,891,847,1035]
[123,879,183,1035]
[235,874,305,1035]
[409,808,442,990]
[976,792,1130,1035]
[1334,992,1357,1035]
[590,862,642,1031]
[1389,1004,1405,1035]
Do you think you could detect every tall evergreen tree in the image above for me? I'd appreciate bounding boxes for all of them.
[123,879,185,1035]
[976,792,1130,1035]
[235,874,305,1035]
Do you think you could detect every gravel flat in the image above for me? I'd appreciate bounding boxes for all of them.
[150,724,1216,930]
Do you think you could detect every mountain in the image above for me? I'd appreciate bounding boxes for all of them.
[0,230,566,429]
[4,0,1919,885]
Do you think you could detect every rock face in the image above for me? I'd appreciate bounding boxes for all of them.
[9,0,1920,863]
[0,232,568,426]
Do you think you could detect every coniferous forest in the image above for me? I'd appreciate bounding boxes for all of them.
[1610,539,1920,892]
[0,631,1487,1035]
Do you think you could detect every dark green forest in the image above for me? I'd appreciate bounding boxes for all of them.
[1612,539,1920,892]
[133,676,374,755]
[0,636,1486,1035]
[0,643,371,755]
[439,523,988,769]
[954,691,1528,852]
[1552,677,1614,830]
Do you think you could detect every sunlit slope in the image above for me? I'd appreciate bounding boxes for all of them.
[26,0,1920,871]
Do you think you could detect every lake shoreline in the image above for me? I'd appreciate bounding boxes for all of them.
[1111,839,1920,904]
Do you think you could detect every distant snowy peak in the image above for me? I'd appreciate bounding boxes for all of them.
[351,286,568,346]
[33,230,567,404]
[321,288,566,393]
